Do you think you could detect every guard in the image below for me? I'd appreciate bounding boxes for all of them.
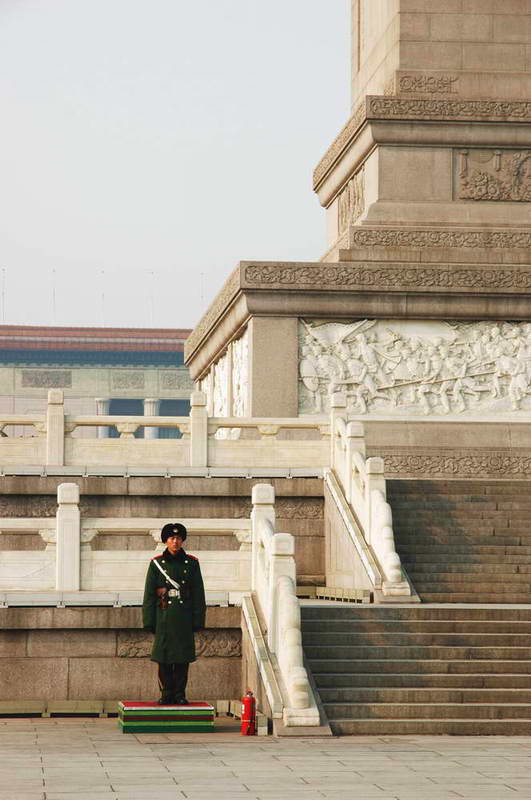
[142,523,206,705]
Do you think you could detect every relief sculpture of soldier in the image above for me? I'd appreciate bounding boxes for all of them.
[143,523,206,704]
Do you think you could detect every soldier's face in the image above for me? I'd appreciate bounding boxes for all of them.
[166,534,184,554]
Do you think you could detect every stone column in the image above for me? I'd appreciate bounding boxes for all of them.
[143,397,160,439]
[190,391,208,467]
[56,482,80,592]
[95,397,110,439]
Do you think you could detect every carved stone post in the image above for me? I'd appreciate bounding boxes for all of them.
[330,390,347,471]
[143,397,160,439]
[251,483,275,597]
[345,420,365,504]
[56,482,80,591]
[366,456,385,546]
[95,397,110,439]
[46,389,65,467]
[268,531,296,654]
[190,391,208,467]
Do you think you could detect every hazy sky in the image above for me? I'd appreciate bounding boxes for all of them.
[0,0,350,329]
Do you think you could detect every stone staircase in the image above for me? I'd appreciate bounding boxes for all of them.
[388,480,531,603]
[302,605,531,735]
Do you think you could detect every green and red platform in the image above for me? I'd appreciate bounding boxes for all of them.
[118,701,215,733]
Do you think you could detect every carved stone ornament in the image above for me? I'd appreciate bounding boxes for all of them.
[299,319,531,418]
[244,262,531,291]
[161,371,194,391]
[378,450,531,479]
[111,371,145,390]
[21,370,72,388]
[459,149,531,203]
[338,169,365,232]
[232,330,249,417]
[399,74,459,95]
[313,96,531,188]
[349,228,531,250]
[185,269,241,359]
[117,629,241,658]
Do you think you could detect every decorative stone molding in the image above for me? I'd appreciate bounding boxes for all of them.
[349,228,531,250]
[299,318,531,417]
[21,370,72,388]
[232,498,323,520]
[368,97,531,122]
[399,74,459,95]
[160,371,194,390]
[117,629,241,658]
[111,372,145,390]
[458,149,531,203]
[185,269,241,359]
[378,450,531,480]
[313,95,531,188]
[195,629,241,658]
[338,168,365,232]
[244,262,531,292]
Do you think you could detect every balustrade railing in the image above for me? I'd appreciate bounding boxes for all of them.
[330,391,410,598]
[250,483,319,726]
[0,390,328,471]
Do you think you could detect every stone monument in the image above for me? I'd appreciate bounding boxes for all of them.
[185,1,531,451]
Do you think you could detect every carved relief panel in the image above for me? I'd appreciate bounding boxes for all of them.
[457,149,531,202]
[299,319,531,418]
[338,168,365,233]
[231,330,249,417]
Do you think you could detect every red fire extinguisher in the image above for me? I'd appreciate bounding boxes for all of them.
[240,690,256,735]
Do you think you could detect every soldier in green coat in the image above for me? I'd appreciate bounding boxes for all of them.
[142,523,206,704]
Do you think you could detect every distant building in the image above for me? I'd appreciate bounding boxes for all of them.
[0,325,193,438]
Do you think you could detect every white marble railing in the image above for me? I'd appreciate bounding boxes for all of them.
[0,390,328,471]
[330,392,410,598]
[251,484,319,726]
[0,483,252,599]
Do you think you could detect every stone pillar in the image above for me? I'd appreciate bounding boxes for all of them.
[190,390,208,467]
[143,397,160,439]
[56,482,80,592]
[46,389,65,467]
[95,397,110,439]
[248,317,298,417]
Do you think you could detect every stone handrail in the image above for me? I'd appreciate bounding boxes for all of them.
[0,485,252,597]
[330,392,410,598]
[251,483,319,726]
[0,390,328,471]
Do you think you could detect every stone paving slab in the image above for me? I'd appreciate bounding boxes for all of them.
[0,719,531,798]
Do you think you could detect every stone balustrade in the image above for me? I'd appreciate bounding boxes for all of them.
[0,390,328,471]
[250,484,319,726]
[0,483,252,601]
[330,391,411,599]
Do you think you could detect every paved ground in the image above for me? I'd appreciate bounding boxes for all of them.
[1,717,531,800]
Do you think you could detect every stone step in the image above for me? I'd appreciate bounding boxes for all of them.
[302,632,531,647]
[398,544,531,555]
[407,572,531,585]
[317,687,531,704]
[328,718,531,735]
[301,606,531,620]
[312,672,531,689]
[302,619,531,633]
[306,658,531,675]
[323,702,531,720]
[419,592,531,603]
[402,553,531,564]
[304,645,531,660]
[398,563,520,574]
[399,535,523,546]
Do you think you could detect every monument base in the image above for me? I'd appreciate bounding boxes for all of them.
[118,701,215,733]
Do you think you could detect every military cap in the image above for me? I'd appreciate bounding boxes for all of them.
[161,522,188,543]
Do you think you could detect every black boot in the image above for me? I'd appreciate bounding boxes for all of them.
[174,663,189,704]
[158,663,175,704]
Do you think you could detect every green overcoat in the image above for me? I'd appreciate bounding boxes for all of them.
[142,548,206,664]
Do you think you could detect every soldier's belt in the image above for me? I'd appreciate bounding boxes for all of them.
[168,588,179,598]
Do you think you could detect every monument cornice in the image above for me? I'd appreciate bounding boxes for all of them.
[185,259,531,379]
[313,95,531,192]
